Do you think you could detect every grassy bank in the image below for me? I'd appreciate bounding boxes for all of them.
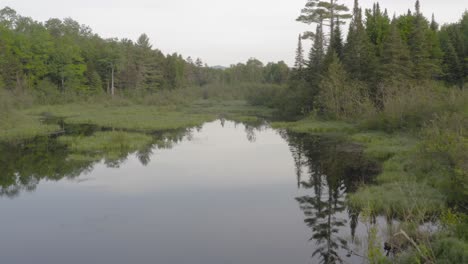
[272,86,468,263]
[0,83,278,141]
[0,111,60,142]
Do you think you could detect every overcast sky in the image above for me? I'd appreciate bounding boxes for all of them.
[2,0,467,66]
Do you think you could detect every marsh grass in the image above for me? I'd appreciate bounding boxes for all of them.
[349,182,445,220]
[0,112,60,142]
[186,100,275,126]
[271,116,357,134]
[350,132,417,161]
[26,104,216,132]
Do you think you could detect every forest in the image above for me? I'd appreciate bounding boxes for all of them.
[0,0,467,263]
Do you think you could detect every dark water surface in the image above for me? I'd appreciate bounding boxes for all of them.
[0,120,379,264]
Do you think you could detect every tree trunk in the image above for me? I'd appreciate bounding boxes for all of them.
[111,65,115,97]
[330,0,335,42]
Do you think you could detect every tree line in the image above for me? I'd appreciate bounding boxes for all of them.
[0,7,289,97]
[286,0,467,117]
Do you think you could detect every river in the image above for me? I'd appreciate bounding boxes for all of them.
[0,120,380,264]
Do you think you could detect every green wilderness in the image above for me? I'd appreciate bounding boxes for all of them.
[0,0,467,263]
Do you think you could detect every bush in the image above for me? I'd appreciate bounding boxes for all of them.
[432,238,468,264]
[318,56,376,120]
[362,82,467,132]
[417,112,468,207]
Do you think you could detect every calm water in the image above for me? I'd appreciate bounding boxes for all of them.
[0,120,379,264]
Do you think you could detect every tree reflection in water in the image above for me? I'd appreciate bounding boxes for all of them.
[0,127,193,198]
[284,131,378,264]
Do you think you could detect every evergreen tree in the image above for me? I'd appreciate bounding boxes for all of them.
[297,0,351,46]
[343,0,376,84]
[308,23,325,75]
[319,52,372,120]
[330,18,344,59]
[294,34,305,71]
[430,14,439,31]
[439,25,464,87]
[408,0,438,79]
[365,3,391,56]
[379,18,413,84]
[135,33,164,91]
[441,40,463,86]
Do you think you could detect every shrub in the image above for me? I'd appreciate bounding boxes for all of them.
[417,112,468,207]
[362,82,467,132]
[318,55,376,120]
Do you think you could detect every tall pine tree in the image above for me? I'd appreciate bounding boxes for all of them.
[379,17,413,84]
[343,0,376,84]
[408,0,438,79]
[294,34,305,71]
[297,0,351,47]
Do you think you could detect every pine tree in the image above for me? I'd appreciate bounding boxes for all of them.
[297,0,351,47]
[439,26,464,87]
[442,40,462,86]
[379,18,413,84]
[319,52,372,119]
[135,34,164,91]
[294,34,305,70]
[365,3,391,56]
[308,23,325,77]
[430,14,439,31]
[408,0,438,79]
[331,18,344,59]
[343,0,376,83]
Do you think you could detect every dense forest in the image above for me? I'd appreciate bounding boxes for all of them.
[0,6,289,97]
[249,0,468,117]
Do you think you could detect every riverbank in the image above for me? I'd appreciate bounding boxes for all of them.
[272,111,467,263]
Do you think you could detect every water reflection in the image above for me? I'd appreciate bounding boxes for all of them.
[0,128,194,198]
[283,132,379,263]
[0,120,380,264]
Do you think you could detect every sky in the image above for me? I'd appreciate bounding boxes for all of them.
[2,0,467,66]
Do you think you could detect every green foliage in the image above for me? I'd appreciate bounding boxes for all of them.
[367,225,391,264]
[297,0,352,47]
[318,53,375,120]
[418,112,468,207]
[365,3,391,57]
[362,82,463,132]
[0,7,290,99]
[378,19,413,85]
[408,2,440,80]
[431,238,468,264]
[344,0,377,84]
